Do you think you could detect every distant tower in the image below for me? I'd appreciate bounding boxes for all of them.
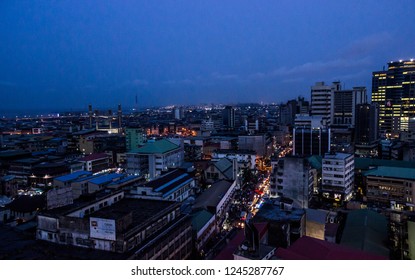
[88,105,93,129]
[95,109,99,130]
[222,106,235,130]
[118,104,122,133]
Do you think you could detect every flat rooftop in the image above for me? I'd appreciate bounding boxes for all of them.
[253,202,305,223]
[324,152,352,160]
[91,198,178,230]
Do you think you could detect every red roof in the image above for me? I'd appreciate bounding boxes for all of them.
[276,236,387,260]
[79,153,109,162]
[214,229,245,260]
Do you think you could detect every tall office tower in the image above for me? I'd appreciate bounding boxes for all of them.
[310,81,341,127]
[331,86,367,127]
[354,103,379,156]
[293,127,330,156]
[372,59,415,138]
[222,106,235,130]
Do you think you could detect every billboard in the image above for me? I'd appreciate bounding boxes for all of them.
[89,217,116,241]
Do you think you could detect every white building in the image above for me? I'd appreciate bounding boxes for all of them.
[322,152,354,203]
[211,149,257,170]
[126,139,184,180]
[311,81,341,127]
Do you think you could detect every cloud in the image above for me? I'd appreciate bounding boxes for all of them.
[340,32,393,59]
[281,77,304,83]
[211,72,239,80]
[249,57,372,80]
[330,70,368,82]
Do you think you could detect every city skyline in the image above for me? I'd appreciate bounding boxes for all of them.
[1,1,415,113]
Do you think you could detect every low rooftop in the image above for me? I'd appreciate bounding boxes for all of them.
[54,171,92,183]
[143,169,193,197]
[130,139,180,154]
[364,166,415,181]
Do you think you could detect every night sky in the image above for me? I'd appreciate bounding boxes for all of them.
[1,0,414,114]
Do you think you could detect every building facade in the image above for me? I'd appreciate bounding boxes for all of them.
[270,156,313,208]
[126,139,184,180]
[37,191,193,259]
[372,60,415,138]
[321,152,354,203]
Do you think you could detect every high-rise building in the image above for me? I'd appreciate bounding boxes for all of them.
[332,87,367,127]
[354,103,379,156]
[222,106,235,130]
[311,81,341,126]
[293,127,330,156]
[372,59,415,138]
[279,97,310,126]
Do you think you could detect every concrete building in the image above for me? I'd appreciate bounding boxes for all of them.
[191,209,216,253]
[238,134,271,157]
[364,166,415,211]
[252,201,305,248]
[211,149,257,170]
[37,191,193,259]
[269,156,313,208]
[126,139,184,180]
[125,127,146,152]
[310,81,341,126]
[78,153,111,173]
[129,169,194,202]
[321,152,354,203]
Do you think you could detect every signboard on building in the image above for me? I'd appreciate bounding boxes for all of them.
[89,217,116,241]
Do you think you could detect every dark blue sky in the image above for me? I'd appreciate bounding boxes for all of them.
[1,0,414,113]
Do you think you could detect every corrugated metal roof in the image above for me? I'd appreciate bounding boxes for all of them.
[364,166,415,180]
[340,209,389,257]
[89,173,123,185]
[192,209,214,232]
[54,171,92,182]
